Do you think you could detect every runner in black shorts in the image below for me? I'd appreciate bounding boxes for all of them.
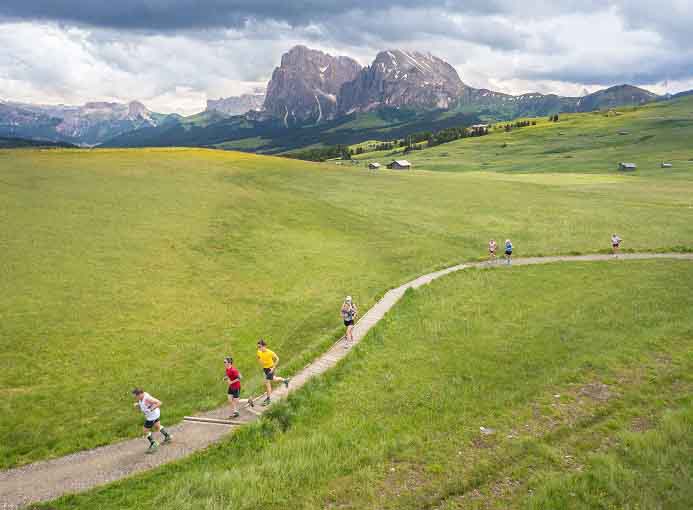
[256,339,290,406]
[504,239,513,265]
[223,357,242,418]
[132,388,172,454]
[341,296,358,348]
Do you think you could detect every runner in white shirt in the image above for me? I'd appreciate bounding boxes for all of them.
[132,388,172,453]
[611,234,622,255]
[488,239,497,261]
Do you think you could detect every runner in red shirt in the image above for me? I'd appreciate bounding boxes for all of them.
[223,357,242,418]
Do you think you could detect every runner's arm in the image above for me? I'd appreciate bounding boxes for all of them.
[146,397,162,410]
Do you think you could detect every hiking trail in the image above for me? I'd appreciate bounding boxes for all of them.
[1,252,691,509]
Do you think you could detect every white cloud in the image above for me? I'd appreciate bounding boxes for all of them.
[0,21,310,114]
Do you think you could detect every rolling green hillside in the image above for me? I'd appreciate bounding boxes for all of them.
[103,108,482,154]
[2,143,693,469]
[370,96,693,176]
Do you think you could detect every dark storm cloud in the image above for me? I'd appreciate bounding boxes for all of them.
[0,0,608,31]
[0,1,445,30]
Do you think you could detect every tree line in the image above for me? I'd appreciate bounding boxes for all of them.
[283,116,545,162]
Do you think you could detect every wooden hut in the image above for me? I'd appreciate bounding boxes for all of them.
[387,160,412,170]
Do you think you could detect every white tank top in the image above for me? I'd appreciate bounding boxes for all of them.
[138,392,161,421]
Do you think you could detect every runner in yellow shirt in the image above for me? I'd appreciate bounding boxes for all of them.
[256,339,290,406]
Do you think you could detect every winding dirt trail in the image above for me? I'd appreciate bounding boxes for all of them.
[1,252,691,509]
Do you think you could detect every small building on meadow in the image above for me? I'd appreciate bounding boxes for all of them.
[470,124,489,135]
[661,162,673,168]
[618,162,637,171]
[368,162,381,170]
[387,159,412,170]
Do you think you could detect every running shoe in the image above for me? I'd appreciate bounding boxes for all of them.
[262,398,271,406]
[163,434,172,443]
[146,441,159,454]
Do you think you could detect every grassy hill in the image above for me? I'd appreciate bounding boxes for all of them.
[37,260,693,510]
[368,96,693,176]
[103,108,481,154]
[2,142,693,469]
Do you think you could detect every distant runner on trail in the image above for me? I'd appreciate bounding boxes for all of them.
[256,339,290,406]
[611,233,622,255]
[223,357,242,418]
[132,388,171,454]
[488,239,497,261]
[341,296,358,348]
[504,239,513,265]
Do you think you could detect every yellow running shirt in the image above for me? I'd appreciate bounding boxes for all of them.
[257,349,276,369]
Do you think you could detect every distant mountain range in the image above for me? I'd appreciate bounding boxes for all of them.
[254,46,663,123]
[0,100,173,146]
[1,45,689,150]
[206,87,265,116]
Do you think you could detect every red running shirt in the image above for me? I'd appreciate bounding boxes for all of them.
[226,366,241,390]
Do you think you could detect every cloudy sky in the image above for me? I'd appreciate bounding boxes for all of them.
[1,1,692,115]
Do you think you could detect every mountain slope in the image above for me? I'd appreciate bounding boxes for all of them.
[0,136,77,148]
[575,84,659,112]
[263,45,362,125]
[104,107,481,154]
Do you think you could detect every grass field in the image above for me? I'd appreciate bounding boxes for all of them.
[372,96,693,176]
[37,260,693,510]
[2,127,693,469]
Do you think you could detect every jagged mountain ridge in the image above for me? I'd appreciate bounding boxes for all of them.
[261,46,663,124]
[338,50,467,114]
[263,45,362,125]
[0,100,172,145]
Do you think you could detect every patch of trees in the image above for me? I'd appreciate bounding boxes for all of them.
[548,114,560,122]
[284,144,352,162]
[425,124,489,148]
[501,120,537,132]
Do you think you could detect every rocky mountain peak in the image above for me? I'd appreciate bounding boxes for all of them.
[206,87,266,116]
[127,101,151,120]
[338,49,467,114]
[263,45,362,125]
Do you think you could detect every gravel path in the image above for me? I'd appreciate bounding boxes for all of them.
[1,252,691,509]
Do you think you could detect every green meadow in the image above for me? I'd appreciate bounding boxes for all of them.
[2,92,692,499]
[2,108,693,469]
[369,96,693,177]
[38,260,693,510]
